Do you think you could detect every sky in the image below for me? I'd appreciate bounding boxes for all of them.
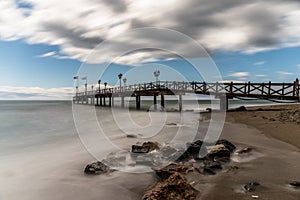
[0,0,300,100]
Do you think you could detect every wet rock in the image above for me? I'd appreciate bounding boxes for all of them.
[289,181,300,188]
[216,139,236,152]
[155,163,198,181]
[84,161,115,175]
[235,147,252,154]
[143,172,199,200]
[126,134,137,138]
[243,182,260,192]
[203,160,222,172]
[206,144,231,161]
[176,140,204,162]
[225,165,239,173]
[235,106,247,111]
[131,141,159,153]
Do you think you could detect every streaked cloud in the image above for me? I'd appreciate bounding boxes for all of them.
[0,86,74,100]
[277,71,293,76]
[228,72,250,78]
[36,51,57,58]
[1,0,300,64]
[253,61,266,66]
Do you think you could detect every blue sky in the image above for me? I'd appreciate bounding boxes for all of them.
[0,0,300,99]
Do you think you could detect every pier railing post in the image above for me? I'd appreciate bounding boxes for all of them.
[179,94,182,112]
[219,95,228,111]
[136,96,141,110]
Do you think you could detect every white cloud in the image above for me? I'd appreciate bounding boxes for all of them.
[0,86,74,100]
[36,51,56,58]
[228,72,250,78]
[277,71,292,76]
[253,61,266,66]
[1,0,300,64]
[255,74,267,77]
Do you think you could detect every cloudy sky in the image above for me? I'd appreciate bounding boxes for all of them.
[1,0,300,99]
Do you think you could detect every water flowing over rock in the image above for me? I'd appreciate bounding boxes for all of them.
[131,141,160,153]
[84,161,115,175]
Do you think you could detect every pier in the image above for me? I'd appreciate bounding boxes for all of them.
[73,79,300,111]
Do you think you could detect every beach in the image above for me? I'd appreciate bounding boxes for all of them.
[0,101,300,199]
[200,103,300,199]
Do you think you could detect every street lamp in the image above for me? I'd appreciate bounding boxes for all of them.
[154,70,160,84]
[118,73,123,91]
[123,77,127,91]
[104,82,107,89]
[98,80,101,93]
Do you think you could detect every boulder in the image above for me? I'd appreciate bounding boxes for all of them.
[235,106,247,111]
[216,139,236,152]
[143,172,199,200]
[176,140,203,162]
[84,161,115,175]
[131,141,160,153]
[206,144,231,161]
[155,163,198,181]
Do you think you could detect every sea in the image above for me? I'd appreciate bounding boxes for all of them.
[0,99,286,200]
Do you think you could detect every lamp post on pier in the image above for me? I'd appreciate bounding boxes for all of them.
[118,73,123,92]
[154,70,160,86]
[123,77,127,91]
[98,80,101,93]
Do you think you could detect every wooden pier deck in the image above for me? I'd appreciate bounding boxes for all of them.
[73,79,300,111]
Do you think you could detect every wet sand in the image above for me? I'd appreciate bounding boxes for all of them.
[201,104,300,200]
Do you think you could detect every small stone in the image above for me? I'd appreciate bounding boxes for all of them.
[206,144,231,161]
[84,161,115,175]
[216,139,236,152]
[126,134,137,138]
[244,182,260,192]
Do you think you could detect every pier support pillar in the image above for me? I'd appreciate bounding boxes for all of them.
[136,96,141,110]
[153,95,157,110]
[219,95,228,111]
[109,96,112,107]
[103,97,106,106]
[161,95,165,109]
[179,94,182,112]
[100,97,102,106]
[121,96,125,108]
[111,97,114,107]
[96,97,99,106]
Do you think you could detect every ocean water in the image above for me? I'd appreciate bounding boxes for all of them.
[0,99,285,200]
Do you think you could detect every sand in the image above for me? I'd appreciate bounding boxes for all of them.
[199,104,300,200]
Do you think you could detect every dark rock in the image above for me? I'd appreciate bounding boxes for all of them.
[206,144,231,161]
[176,140,204,162]
[216,139,236,152]
[131,145,150,153]
[126,134,137,138]
[167,123,177,126]
[131,141,159,153]
[289,181,300,188]
[203,160,222,171]
[206,108,212,113]
[84,161,115,175]
[235,106,247,111]
[155,163,198,181]
[243,182,260,192]
[143,172,199,200]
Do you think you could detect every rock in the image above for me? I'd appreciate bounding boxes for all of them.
[84,161,115,175]
[131,141,160,153]
[216,139,236,152]
[155,163,198,181]
[203,160,222,172]
[167,123,177,126]
[206,144,231,161]
[126,134,137,138]
[289,181,300,188]
[206,108,212,113]
[235,147,252,154]
[143,172,199,200]
[176,140,204,162]
[235,106,247,111]
[243,182,260,192]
